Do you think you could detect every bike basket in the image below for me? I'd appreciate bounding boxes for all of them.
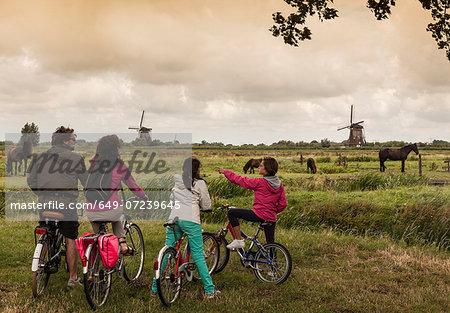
[98,234,119,269]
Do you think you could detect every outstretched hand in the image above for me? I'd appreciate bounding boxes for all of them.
[215,166,225,174]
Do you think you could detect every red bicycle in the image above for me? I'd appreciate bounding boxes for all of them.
[154,217,220,306]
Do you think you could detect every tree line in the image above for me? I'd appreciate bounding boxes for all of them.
[194,139,450,149]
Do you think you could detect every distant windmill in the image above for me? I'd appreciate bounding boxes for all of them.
[173,134,180,145]
[337,105,366,147]
[129,110,152,144]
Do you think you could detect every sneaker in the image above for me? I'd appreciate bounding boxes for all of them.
[205,290,221,299]
[226,239,245,249]
[151,289,157,296]
[67,278,82,287]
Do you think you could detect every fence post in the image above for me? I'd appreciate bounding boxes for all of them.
[419,154,422,176]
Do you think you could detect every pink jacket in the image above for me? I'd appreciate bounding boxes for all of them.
[87,159,146,211]
[223,170,287,222]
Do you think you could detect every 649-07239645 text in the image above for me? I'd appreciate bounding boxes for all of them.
[9,200,181,211]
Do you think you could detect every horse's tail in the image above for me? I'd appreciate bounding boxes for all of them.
[243,159,253,174]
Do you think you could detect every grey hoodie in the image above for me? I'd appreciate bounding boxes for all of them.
[168,174,211,225]
[264,175,281,190]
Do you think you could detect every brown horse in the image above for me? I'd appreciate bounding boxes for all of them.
[379,143,419,172]
[243,158,262,174]
[307,158,317,174]
[6,139,33,176]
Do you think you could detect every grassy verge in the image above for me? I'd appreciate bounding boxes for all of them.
[205,183,450,250]
[0,220,449,313]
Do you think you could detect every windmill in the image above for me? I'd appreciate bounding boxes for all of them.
[337,105,366,147]
[129,110,152,144]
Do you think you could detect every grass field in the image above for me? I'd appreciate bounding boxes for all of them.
[0,147,449,312]
[1,220,449,313]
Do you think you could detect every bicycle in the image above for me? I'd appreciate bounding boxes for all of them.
[31,211,68,298]
[206,204,292,284]
[154,217,220,306]
[81,214,145,310]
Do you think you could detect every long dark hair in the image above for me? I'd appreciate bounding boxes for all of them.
[94,134,122,172]
[182,157,203,190]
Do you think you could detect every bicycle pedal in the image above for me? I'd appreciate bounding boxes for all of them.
[45,265,59,274]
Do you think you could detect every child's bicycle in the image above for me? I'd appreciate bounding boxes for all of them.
[206,204,292,284]
[154,217,220,306]
[80,214,145,310]
[31,211,69,298]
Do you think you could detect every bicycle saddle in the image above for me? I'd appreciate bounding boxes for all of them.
[260,221,274,227]
[41,211,65,220]
[163,216,179,228]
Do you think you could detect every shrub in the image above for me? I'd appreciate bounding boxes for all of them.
[346,155,377,162]
[277,187,450,249]
[207,177,252,199]
[316,157,331,163]
[319,166,357,174]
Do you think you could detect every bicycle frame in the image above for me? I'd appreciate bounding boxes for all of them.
[240,226,277,267]
[32,222,64,273]
[218,217,277,268]
[156,229,194,283]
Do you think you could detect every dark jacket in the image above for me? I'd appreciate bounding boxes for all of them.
[27,145,88,201]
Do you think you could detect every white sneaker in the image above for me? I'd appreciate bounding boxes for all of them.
[205,290,221,299]
[226,239,245,249]
[67,278,82,287]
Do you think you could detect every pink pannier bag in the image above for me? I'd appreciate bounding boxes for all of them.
[76,233,95,267]
[76,233,95,259]
[98,234,119,269]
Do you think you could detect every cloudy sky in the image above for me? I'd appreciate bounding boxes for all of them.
[0,0,449,144]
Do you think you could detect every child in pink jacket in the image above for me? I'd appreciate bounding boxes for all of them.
[216,157,287,249]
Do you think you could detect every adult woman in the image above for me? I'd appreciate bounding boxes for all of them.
[151,157,221,298]
[216,157,287,249]
[85,134,147,254]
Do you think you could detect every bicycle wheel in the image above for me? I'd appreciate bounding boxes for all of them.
[32,238,50,298]
[213,235,229,273]
[253,243,292,284]
[202,233,219,275]
[123,223,145,281]
[156,246,182,306]
[83,245,111,310]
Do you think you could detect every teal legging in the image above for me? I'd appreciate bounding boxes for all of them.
[152,220,215,294]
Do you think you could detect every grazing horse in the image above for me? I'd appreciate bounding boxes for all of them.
[6,139,33,176]
[243,158,262,174]
[379,143,419,172]
[307,158,317,174]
